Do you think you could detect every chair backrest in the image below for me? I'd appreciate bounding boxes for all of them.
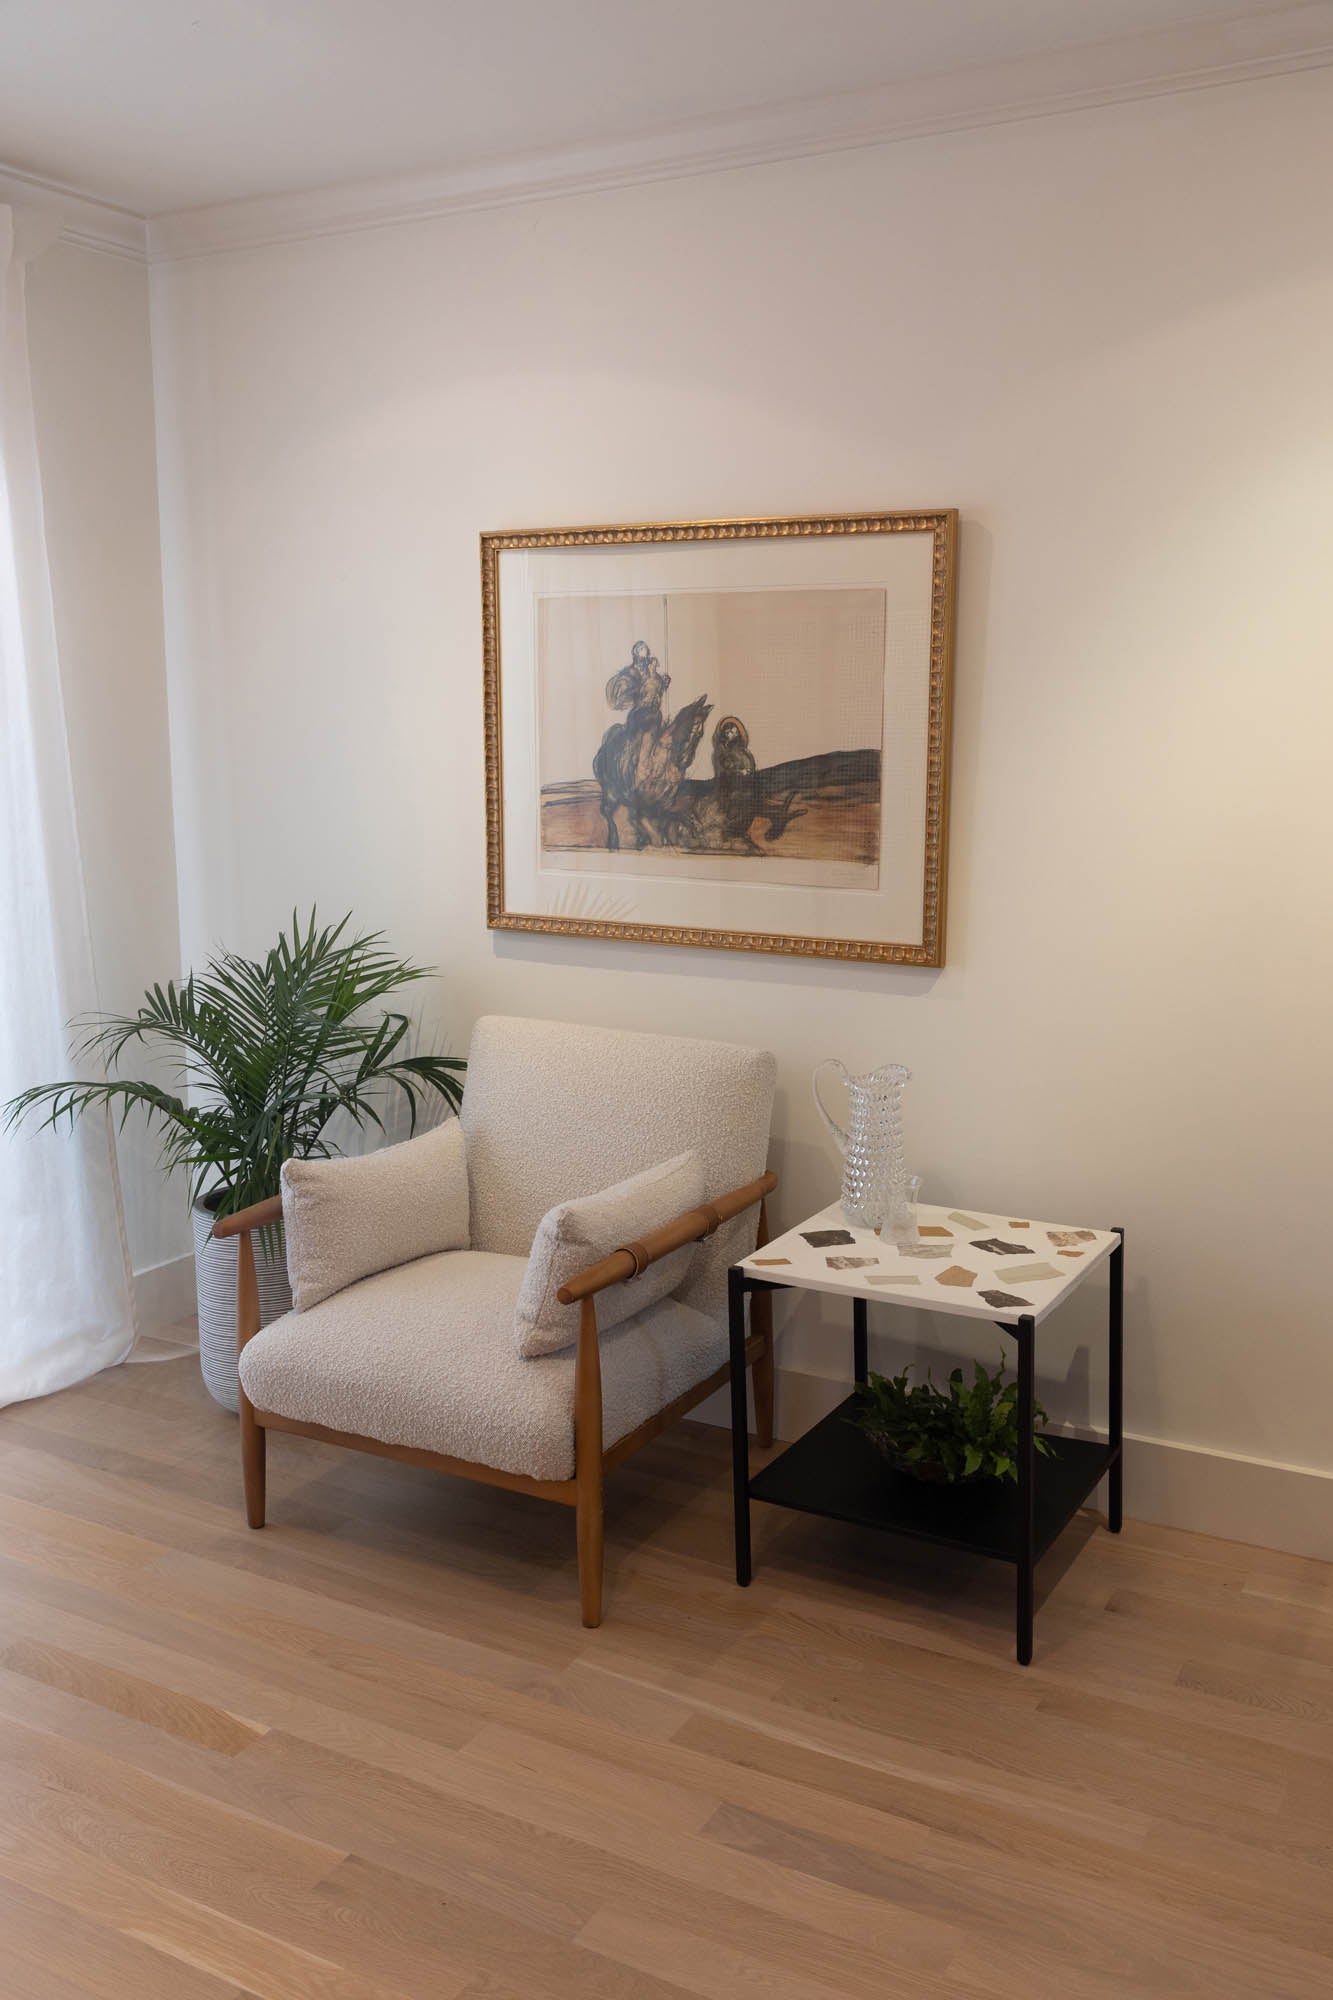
[460,1014,776,1320]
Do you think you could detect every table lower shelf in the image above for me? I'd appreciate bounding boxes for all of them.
[748,1395,1114,1564]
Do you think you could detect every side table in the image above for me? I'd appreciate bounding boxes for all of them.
[727,1200,1124,1664]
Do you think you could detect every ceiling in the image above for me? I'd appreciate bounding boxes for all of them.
[0,1,1313,218]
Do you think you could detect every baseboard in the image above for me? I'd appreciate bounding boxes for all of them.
[133,1253,195,1334]
[694,1366,1333,1565]
[1108,1430,1333,1566]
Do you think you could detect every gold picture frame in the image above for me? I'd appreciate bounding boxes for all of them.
[482,510,957,966]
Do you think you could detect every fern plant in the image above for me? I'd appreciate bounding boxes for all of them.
[3,911,464,1220]
[848,1356,1054,1484]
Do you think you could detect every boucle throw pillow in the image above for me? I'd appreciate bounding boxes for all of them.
[282,1119,470,1312]
[515,1150,704,1358]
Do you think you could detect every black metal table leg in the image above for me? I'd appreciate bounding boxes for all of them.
[1108,1228,1124,1535]
[728,1267,752,1586]
[1015,1314,1036,1666]
[852,1296,868,1386]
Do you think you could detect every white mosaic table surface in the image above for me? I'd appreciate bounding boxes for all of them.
[738,1201,1118,1325]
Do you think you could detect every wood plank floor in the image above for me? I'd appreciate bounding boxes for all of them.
[0,1339,1330,1999]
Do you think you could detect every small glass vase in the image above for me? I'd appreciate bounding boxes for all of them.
[879,1174,923,1249]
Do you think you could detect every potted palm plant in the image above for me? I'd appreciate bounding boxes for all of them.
[4,912,464,1409]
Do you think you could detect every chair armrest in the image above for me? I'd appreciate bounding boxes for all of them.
[556,1170,777,1305]
[212,1196,285,1361]
[212,1194,284,1239]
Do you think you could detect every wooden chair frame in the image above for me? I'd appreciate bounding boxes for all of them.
[214,1170,777,1626]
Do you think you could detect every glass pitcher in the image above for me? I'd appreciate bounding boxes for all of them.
[812,1058,915,1237]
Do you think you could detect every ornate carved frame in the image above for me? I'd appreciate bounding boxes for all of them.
[481,509,957,966]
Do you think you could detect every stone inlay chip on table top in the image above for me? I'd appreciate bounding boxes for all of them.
[802,1228,855,1248]
[894,1244,954,1260]
[996,1261,1063,1284]
[979,1288,1031,1309]
[970,1237,1032,1257]
[936,1265,978,1288]
[827,1255,878,1269]
[1048,1229,1096,1247]
[867,1272,921,1285]
[918,1225,952,1238]
[948,1212,989,1230]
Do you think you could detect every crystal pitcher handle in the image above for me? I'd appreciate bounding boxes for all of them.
[811,1058,851,1157]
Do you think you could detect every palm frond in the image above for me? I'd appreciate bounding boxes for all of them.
[4,909,465,1218]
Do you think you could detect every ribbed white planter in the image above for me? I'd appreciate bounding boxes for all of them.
[191,1199,292,1412]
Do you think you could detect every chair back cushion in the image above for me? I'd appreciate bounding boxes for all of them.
[460,1015,776,1320]
[514,1149,704,1357]
[282,1118,470,1311]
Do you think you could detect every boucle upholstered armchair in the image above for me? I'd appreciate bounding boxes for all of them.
[214,1015,777,1625]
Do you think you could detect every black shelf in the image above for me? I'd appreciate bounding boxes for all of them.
[748,1395,1114,1565]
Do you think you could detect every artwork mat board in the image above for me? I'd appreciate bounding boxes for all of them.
[482,512,957,965]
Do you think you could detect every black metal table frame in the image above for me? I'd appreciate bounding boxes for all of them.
[727,1229,1123,1664]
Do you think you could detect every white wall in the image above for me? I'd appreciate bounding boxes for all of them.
[26,239,188,1301]
[149,69,1333,1547]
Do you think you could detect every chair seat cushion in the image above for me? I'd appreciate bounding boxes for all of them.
[237,1249,727,1483]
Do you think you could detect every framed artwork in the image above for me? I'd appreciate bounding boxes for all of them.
[482,510,956,965]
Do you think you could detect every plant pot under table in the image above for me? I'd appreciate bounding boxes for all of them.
[861,1436,989,1487]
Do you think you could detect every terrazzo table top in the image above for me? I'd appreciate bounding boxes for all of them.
[738,1202,1118,1324]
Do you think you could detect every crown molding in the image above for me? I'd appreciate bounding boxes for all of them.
[0,163,146,262]
[7,5,1330,266]
[147,5,1333,262]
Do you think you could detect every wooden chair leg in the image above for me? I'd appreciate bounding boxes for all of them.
[235,1229,266,1528]
[577,1479,604,1628]
[240,1393,266,1528]
[575,1296,605,1627]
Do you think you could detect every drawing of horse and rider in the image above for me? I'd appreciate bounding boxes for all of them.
[592,640,805,855]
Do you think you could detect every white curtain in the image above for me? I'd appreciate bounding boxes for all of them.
[0,204,136,1405]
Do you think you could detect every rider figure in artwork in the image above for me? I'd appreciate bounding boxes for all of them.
[709,715,761,851]
[594,639,710,850]
[604,638,669,721]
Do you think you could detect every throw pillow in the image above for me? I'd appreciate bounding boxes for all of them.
[282,1118,470,1312]
[514,1150,704,1358]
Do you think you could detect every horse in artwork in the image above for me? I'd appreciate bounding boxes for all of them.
[636,696,712,846]
[593,641,712,850]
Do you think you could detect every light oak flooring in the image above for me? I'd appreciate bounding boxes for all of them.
[0,1336,1330,1999]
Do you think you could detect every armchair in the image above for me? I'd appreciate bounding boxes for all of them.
[215,1015,777,1625]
